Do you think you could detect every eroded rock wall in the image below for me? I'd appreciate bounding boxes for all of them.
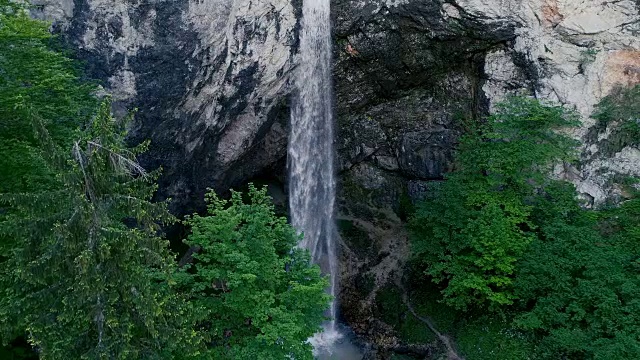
[35,0,300,213]
[40,0,640,210]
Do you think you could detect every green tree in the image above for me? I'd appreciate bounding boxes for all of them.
[513,181,640,359]
[1,2,96,356]
[176,185,330,359]
[0,100,199,359]
[0,0,96,194]
[410,97,579,310]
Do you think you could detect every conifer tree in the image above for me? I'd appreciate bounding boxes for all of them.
[0,101,199,359]
[1,2,97,356]
[0,0,96,194]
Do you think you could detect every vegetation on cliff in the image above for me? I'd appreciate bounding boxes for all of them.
[411,91,640,360]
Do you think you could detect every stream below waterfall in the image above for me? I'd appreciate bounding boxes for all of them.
[311,324,364,360]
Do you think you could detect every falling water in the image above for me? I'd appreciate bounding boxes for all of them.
[288,0,341,353]
[289,1,364,357]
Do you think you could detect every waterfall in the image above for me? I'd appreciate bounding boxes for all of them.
[288,0,339,346]
[288,2,364,358]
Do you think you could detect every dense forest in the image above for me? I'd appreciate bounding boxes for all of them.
[1,1,639,359]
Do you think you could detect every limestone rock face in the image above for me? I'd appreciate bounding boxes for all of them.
[42,0,639,210]
[36,0,299,213]
[475,0,640,205]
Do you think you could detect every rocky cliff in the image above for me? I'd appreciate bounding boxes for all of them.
[34,0,301,213]
[331,1,639,356]
[37,0,640,357]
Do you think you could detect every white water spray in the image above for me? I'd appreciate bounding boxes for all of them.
[288,0,342,351]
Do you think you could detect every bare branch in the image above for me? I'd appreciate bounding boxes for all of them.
[87,141,148,178]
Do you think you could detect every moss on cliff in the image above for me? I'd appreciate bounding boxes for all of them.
[587,85,640,157]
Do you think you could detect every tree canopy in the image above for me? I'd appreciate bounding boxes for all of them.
[411,97,579,310]
[176,185,330,360]
[513,182,640,359]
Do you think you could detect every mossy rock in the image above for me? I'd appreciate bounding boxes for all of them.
[337,219,376,258]
[353,272,376,298]
[340,174,374,204]
[587,85,640,156]
[374,284,405,329]
[396,190,415,222]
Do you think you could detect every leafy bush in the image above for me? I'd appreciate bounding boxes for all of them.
[457,316,533,360]
[176,185,330,359]
[410,97,579,310]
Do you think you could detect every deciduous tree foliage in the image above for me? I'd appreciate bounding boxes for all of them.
[412,95,640,359]
[176,185,330,360]
[513,182,640,360]
[509,88,640,359]
[410,97,579,310]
